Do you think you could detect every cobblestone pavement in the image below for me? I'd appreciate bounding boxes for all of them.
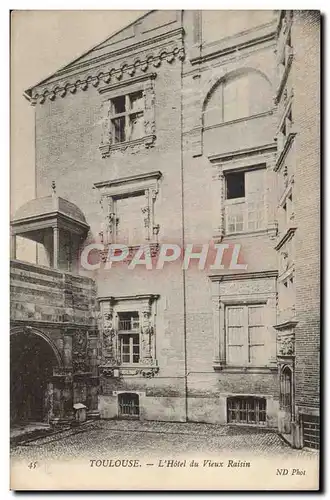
[11,420,318,462]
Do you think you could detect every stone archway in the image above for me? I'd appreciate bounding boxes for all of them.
[10,328,62,424]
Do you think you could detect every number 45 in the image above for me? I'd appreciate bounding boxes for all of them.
[28,462,38,469]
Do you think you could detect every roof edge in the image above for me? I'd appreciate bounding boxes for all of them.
[24,10,153,96]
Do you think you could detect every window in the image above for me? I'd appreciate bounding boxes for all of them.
[224,168,266,234]
[115,194,145,246]
[226,171,245,199]
[99,294,159,376]
[95,171,161,246]
[118,312,140,364]
[226,305,269,366]
[204,70,272,127]
[227,396,266,425]
[110,91,144,144]
[118,393,140,418]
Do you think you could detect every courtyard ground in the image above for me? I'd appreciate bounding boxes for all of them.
[11,419,317,461]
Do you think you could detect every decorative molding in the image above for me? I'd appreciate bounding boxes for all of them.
[98,294,159,371]
[190,24,277,65]
[94,172,162,246]
[209,270,278,282]
[100,365,159,378]
[98,72,156,95]
[98,294,160,303]
[99,135,156,158]
[72,330,88,373]
[99,73,157,158]
[26,43,185,105]
[204,109,274,133]
[274,319,298,331]
[275,47,294,105]
[274,132,297,171]
[214,364,277,373]
[277,331,295,356]
[274,225,297,251]
[208,143,277,164]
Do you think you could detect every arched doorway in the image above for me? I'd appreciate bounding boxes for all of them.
[10,329,61,424]
[280,365,293,433]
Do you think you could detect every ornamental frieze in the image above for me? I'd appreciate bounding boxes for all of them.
[277,332,295,357]
[72,330,88,373]
[28,46,185,105]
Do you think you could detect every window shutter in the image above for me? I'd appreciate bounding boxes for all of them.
[248,305,268,365]
[245,169,266,231]
[226,306,246,365]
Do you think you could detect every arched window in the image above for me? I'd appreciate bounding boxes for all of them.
[204,70,272,127]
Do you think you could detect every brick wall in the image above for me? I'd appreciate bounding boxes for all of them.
[292,11,320,411]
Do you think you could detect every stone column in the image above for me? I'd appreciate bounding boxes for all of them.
[51,381,63,423]
[212,296,221,365]
[212,166,225,240]
[141,307,153,364]
[63,333,72,369]
[142,189,151,241]
[53,226,59,269]
[102,301,117,365]
[11,233,16,260]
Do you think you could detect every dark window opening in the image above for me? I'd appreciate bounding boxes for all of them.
[112,117,125,143]
[118,393,140,418]
[227,396,266,425]
[112,95,126,115]
[226,171,245,199]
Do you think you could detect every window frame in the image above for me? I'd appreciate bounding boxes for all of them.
[98,72,157,157]
[98,294,159,376]
[223,166,267,235]
[110,91,145,144]
[227,396,267,426]
[225,303,269,367]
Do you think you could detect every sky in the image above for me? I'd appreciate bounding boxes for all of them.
[10,10,147,215]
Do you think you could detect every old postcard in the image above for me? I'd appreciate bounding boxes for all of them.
[10,9,320,491]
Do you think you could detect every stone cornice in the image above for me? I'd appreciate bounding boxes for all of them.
[209,270,278,282]
[10,319,94,331]
[190,23,277,65]
[98,294,159,303]
[24,35,185,106]
[98,72,157,95]
[94,171,162,190]
[208,143,277,164]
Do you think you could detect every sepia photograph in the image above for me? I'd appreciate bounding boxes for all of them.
[9,9,321,491]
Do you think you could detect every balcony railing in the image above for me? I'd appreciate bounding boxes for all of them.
[118,319,140,331]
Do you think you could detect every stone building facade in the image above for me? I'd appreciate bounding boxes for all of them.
[10,10,320,448]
